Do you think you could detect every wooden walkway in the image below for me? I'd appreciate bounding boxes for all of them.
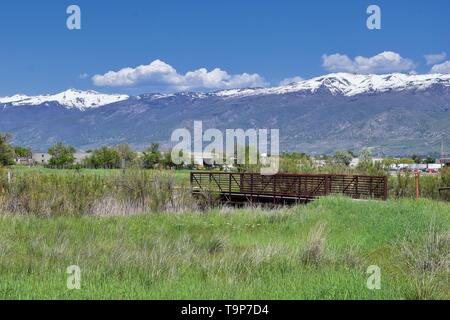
[191,172,388,205]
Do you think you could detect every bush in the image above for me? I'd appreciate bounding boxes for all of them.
[84,146,121,169]
[0,133,15,166]
[401,225,449,299]
[301,222,328,267]
[48,143,76,168]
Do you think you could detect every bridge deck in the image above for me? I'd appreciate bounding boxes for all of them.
[191,172,388,204]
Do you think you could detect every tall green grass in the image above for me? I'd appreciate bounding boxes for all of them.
[2,167,450,217]
[389,170,450,201]
[0,197,448,299]
[0,169,196,216]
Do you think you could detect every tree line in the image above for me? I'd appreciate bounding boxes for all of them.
[0,132,439,170]
[0,133,181,169]
[47,142,180,169]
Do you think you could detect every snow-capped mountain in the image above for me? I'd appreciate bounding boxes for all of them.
[0,89,129,110]
[213,73,450,98]
[2,73,450,109]
[1,73,450,155]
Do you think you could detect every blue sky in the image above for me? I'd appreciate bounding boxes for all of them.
[0,0,449,96]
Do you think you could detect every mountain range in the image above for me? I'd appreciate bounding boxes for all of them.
[1,73,450,156]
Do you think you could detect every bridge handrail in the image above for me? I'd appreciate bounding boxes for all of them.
[190,172,388,201]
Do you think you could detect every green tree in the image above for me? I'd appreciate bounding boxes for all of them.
[143,143,162,169]
[423,156,436,164]
[48,143,76,168]
[332,151,353,166]
[411,154,422,164]
[398,158,415,164]
[356,148,385,175]
[161,149,177,169]
[14,146,32,158]
[85,147,120,169]
[116,144,137,168]
[279,152,313,173]
[0,133,15,166]
[359,148,373,163]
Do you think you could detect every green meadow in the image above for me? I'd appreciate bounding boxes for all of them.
[0,197,448,300]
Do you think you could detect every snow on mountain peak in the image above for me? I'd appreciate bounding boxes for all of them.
[1,73,450,109]
[214,73,450,98]
[0,89,129,110]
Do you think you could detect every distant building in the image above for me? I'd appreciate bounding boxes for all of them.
[74,153,90,164]
[32,153,52,165]
[190,152,227,167]
[31,152,90,165]
[313,159,327,167]
[350,157,384,168]
[428,163,444,171]
[349,158,359,168]
[15,157,32,165]
[440,157,450,166]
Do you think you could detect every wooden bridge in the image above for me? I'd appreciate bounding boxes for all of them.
[191,172,388,205]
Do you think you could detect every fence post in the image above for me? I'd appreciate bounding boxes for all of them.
[7,170,11,184]
[415,173,420,199]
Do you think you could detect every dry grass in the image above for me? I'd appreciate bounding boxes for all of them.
[400,224,450,300]
[301,222,328,266]
[0,169,198,216]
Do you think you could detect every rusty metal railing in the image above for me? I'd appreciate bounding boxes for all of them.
[191,172,388,201]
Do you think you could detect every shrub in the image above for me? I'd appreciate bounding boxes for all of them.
[0,133,15,166]
[401,224,449,300]
[84,146,121,169]
[48,143,76,168]
[301,222,328,266]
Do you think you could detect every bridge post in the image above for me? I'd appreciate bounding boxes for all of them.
[324,175,330,196]
[229,173,232,200]
[250,173,254,203]
[383,176,388,201]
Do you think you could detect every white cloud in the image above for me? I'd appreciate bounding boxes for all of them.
[92,59,267,91]
[424,52,447,66]
[279,76,303,86]
[430,61,450,74]
[79,73,89,80]
[322,51,416,74]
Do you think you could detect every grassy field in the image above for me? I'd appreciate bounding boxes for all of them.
[0,197,448,300]
[10,165,450,201]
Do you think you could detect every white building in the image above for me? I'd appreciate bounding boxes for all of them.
[74,153,90,164]
[32,153,52,165]
[350,157,384,168]
[31,152,90,165]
